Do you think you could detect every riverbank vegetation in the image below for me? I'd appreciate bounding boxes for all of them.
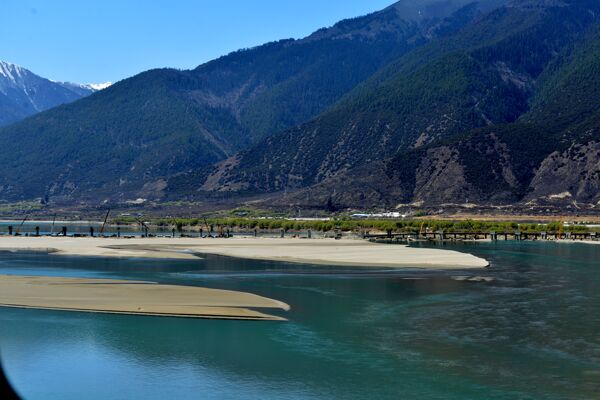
[111,216,596,234]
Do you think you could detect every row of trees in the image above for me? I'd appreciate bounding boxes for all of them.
[112,217,593,234]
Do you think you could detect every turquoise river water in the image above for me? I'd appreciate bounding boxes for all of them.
[0,241,599,399]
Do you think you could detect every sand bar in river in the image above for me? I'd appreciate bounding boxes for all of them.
[0,236,488,268]
[0,275,289,321]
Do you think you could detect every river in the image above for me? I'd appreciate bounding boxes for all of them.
[0,241,599,399]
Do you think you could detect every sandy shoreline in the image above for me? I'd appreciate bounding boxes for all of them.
[570,240,600,245]
[0,236,488,268]
[0,275,289,321]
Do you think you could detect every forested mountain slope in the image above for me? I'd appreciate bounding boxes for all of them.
[0,0,496,202]
[183,0,600,208]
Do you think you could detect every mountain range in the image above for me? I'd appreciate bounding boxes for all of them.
[0,0,598,210]
[0,61,110,127]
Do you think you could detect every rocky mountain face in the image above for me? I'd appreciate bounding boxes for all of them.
[0,61,104,127]
[175,0,600,209]
[0,0,502,202]
[382,16,600,208]
[528,142,600,204]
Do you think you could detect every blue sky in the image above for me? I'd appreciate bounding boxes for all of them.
[1,0,393,84]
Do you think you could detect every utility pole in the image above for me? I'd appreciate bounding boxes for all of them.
[100,209,110,235]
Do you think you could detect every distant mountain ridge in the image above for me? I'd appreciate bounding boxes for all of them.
[0,0,501,202]
[0,61,108,127]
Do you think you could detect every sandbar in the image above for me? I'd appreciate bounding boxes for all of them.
[0,236,488,268]
[0,275,289,321]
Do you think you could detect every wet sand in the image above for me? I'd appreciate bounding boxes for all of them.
[0,275,289,321]
[0,236,488,268]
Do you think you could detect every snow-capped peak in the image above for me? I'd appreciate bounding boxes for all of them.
[53,81,113,93]
[0,61,28,84]
[65,81,112,91]
[0,60,105,124]
[85,82,112,91]
[1,61,112,92]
